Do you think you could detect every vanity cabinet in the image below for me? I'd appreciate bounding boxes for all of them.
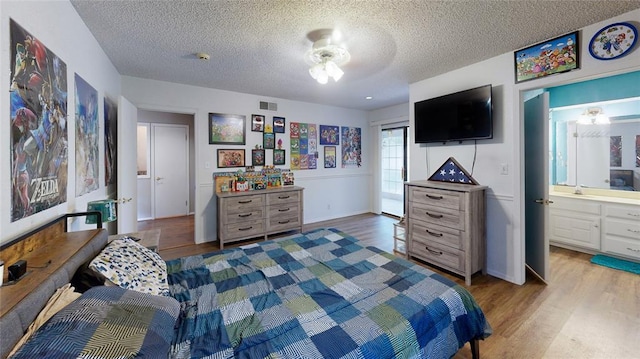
[602,204,640,260]
[405,180,487,285]
[549,196,601,251]
[549,193,640,262]
[216,186,304,248]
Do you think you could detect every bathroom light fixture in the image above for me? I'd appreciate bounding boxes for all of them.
[577,107,610,125]
[305,29,350,84]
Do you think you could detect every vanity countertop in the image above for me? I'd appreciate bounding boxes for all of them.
[550,189,640,206]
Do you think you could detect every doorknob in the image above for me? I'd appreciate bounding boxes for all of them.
[534,199,554,205]
[156,177,164,181]
[118,198,132,204]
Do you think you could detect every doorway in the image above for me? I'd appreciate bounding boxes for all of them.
[136,110,195,224]
[381,127,408,217]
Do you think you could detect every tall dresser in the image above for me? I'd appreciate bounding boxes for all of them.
[216,186,304,248]
[405,180,487,285]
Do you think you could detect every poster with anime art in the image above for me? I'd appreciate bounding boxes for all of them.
[75,74,100,196]
[341,126,362,168]
[104,97,118,186]
[10,20,68,222]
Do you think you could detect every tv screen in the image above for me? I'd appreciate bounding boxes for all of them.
[414,85,493,143]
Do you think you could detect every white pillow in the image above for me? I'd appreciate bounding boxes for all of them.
[89,237,169,296]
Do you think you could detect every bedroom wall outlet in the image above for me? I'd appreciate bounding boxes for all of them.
[205,161,210,169]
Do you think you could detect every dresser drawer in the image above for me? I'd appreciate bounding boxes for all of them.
[409,186,462,210]
[267,191,300,205]
[225,195,264,214]
[602,236,640,261]
[409,202,463,230]
[411,235,464,272]
[225,208,264,225]
[222,219,265,240]
[267,213,301,232]
[268,203,300,218]
[605,205,640,221]
[605,219,640,240]
[409,220,462,250]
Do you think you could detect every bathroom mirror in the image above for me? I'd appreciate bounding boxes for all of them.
[550,97,640,192]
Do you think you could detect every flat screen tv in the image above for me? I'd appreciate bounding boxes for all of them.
[414,84,493,143]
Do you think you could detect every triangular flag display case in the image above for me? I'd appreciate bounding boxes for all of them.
[428,157,478,185]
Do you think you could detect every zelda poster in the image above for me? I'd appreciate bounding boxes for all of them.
[10,20,68,222]
[75,74,100,196]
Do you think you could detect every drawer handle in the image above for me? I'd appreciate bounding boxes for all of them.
[238,213,252,218]
[238,200,253,204]
[628,229,640,234]
[278,208,290,212]
[425,211,443,219]
[278,195,290,199]
[627,247,640,253]
[278,220,291,224]
[628,213,640,217]
[239,226,253,231]
[425,246,443,255]
[425,229,443,237]
[426,194,443,200]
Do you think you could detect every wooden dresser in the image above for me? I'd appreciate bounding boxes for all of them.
[216,186,304,248]
[405,180,487,285]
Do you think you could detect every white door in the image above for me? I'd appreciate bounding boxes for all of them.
[524,93,550,282]
[117,96,138,233]
[153,124,189,218]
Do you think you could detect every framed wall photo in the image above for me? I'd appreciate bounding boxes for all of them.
[251,114,265,132]
[209,113,246,145]
[252,149,265,166]
[273,149,286,165]
[514,31,579,84]
[217,149,245,168]
[273,116,286,133]
[319,125,339,145]
[264,132,275,149]
[324,146,336,168]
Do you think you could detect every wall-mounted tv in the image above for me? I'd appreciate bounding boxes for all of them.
[414,84,493,144]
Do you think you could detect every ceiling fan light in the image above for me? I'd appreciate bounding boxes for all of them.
[325,60,343,81]
[594,114,609,125]
[309,63,324,79]
[317,71,329,84]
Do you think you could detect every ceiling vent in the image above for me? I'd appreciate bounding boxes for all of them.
[259,101,278,111]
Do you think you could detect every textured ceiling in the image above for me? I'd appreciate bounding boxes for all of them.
[70,0,640,111]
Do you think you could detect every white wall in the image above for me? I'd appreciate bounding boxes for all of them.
[121,77,371,244]
[409,8,640,284]
[0,1,121,244]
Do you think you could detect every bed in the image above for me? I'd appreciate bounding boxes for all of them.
[2,219,491,359]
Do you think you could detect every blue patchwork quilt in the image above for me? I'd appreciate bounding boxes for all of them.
[166,228,491,358]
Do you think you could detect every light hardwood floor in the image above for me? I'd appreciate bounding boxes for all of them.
[143,213,640,359]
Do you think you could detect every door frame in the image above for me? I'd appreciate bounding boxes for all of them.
[380,125,408,217]
[151,123,190,219]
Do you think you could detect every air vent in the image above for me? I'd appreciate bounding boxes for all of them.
[259,101,278,111]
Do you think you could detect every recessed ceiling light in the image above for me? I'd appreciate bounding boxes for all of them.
[365,96,373,100]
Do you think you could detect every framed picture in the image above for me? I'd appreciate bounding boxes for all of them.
[217,149,245,168]
[319,125,340,145]
[252,149,265,166]
[514,31,579,84]
[273,116,286,133]
[251,114,265,132]
[209,113,245,145]
[273,149,286,165]
[324,146,336,168]
[264,132,275,149]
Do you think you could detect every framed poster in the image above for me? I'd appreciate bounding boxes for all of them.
[251,114,265,132]
[264,132,275,149]
[273,116,286,133]
[320,125,339,145]
[514,31,579,83]
[324,146,336,168]
[209,113,245,145]
[217,149,245,168]
[273,149,286,165]
[252,149,265,166]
